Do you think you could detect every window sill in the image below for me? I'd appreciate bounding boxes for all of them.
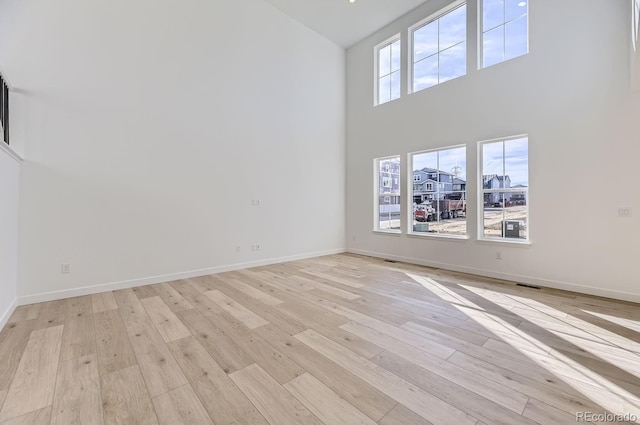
[0,142,23,163]
[372,230,401,236]
[407,233,469,242]
[476,238,531,247]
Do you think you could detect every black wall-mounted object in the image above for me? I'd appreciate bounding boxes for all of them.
[0,73,8,145]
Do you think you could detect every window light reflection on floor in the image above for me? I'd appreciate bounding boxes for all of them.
[403,272,640,419]
[456,284,640,380]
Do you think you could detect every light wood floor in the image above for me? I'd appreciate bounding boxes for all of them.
[1,253,639,425]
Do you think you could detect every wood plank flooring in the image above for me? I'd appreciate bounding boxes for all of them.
[1,253,640,424]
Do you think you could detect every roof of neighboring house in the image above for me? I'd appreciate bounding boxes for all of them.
[453,177,466,184]
[483,174,510,182]
[418,167,454,176]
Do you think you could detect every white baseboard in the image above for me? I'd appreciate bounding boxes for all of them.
[0,298,17,331]
[17,248,346,306]
[348,248,640,304]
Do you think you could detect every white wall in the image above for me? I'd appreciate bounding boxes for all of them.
[346,0,640,302]
[0,0,346,303]
[0,147,20,327]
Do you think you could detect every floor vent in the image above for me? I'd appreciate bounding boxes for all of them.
[517,283,541,290]
[384,259,397,263]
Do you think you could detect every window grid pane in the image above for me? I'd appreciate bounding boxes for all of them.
[413,54,439,92]
[483,25,504,68]
[505,15,528,60]
[505,0,527,22]
[439,42,466,83]
[483,0,504,32]
[414,22,439,62]
[379,45,391,77]
[378,75,391,104]
[390,40,401,73]
[439,5,467,50]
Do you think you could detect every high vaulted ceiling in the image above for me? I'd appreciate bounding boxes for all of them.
[262,0,430,48]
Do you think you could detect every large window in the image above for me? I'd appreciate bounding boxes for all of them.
[375,36,401,105]
[0,73,8,145]
[411,3,467,93]
[481,0,528,68]
[375,156,401,232]
[410,146,467,236]
[480,136,529,241]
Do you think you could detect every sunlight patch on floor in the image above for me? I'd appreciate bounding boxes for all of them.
[405,273,484,309]
[585,310,640,334]
[406,273,640,420]
[457,285,640,378]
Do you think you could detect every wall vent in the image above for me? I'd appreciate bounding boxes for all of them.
[517,283,541,290]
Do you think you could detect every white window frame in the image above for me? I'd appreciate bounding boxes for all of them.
[633,0,639,51]
[408,0,467,94]
[374,35,402,106]
[408,145,468,238]
[478,135,530,243]
[479,0,529,69]
[374,155,401,233]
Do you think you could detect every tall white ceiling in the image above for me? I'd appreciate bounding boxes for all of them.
[262,0,430,48]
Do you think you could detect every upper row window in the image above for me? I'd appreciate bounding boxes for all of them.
[411,3,467,93]
[482,0,529,68]
[376,37,401,105]
[374,0,529,105]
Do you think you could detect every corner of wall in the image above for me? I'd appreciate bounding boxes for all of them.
[0,298,17,332]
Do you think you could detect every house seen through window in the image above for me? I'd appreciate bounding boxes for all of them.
[480,136,529,240]
[410,146,467,236]
[375,156,401,232]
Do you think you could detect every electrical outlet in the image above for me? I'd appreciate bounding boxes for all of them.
[61,263,71,273]
[235,246,241,253]
[251,243,261,251]
[618,207,632,218]
[495,251,502,260]
[251,199,260,207]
